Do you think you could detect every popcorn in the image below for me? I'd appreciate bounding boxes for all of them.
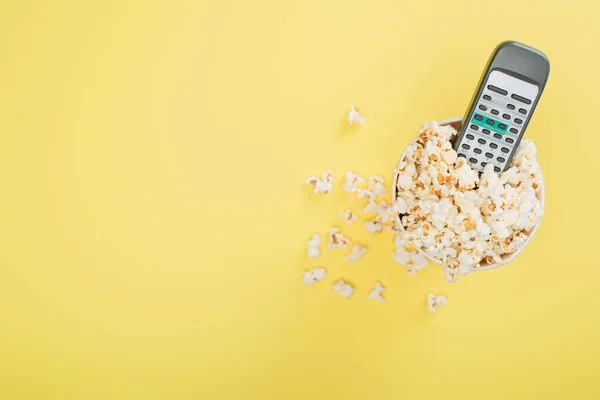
[367,176,387,197]
[342,171,364,193]
[442,148,458,165]
[427,293,447,312]
[491,220,510,240]
[357,188,376,202]
[502,166,521,186]
[364,200,389,216]
[442,261,459,283]
[457,249,480,274]
[345,244,367,262]
[385,217,404,233]
[378,204,398,225]
[392,234,430,276]
[500,208,519,227]
[405,251,429,276]
[391,197,408,215]
[431,198,453,228]
[326,227,351,250]
[338,209,359,225]
[306,170,334,194]
[302,268,326,285]
[347,104,365,126]
[332,280,354,299]
[475,218,491,238]
[513,139,537,161]
[306,233,322,259]
[364,218,384,234]
[396,163,415,190]
[394,121,543,282]
[508,232,528,253]
[455,161,479,190]
[367,282,385,302]
[392,242,412,265]
[479,164,506,198]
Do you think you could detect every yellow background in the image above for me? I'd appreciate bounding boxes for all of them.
[1,0,599,399]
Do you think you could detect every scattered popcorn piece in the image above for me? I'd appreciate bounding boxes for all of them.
[302,268,326,285]
[384,217,404,233]
[332,280,354,299]
[345,244,367,262]
[357,187,376,202]
[392,243,412,265]
[306,233,322,259]
[392,234,430,276]
[393,245,430,276]
[407,251,430,276]
[363,199,389,216]
[342,171,364,193]
[326,227,351,250]
[338,209,359,225]
[427,292,447,312]
[306,170,334,194]
[368,176,387,197]
[347,104,365,126]
[364,219,384,234]
[367,282,385,302]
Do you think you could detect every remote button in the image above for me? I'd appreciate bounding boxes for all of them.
[497,157,506,163]
[475,115,483,121]
[469,158,478,164]
[482,128,491,135]
[501,147,510,153]
[514,118,523,125]
[491,109,499,116]
[477,138,486,144]
[510,128,518,134]
[502,113,511,120]
[466,134,475,140]
[505,137,514,144]
[481,162,487,168]
[511,93,532,104]
[462,143,470,150]
[488,85,508,96]
[474,148,482,154]
[485,152,493,159]
[478,105,487,111]
[470,124,479,131]
[458,153,467,159]
[507,103,516,110]
[483,95,492,101]
[493,133,502,139]
[486,119,495,125]
[494,166,501,173]
[498,123,507,130]
[519,108,527,115]
[489,143,498,149]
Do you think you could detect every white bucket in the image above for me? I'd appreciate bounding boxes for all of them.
[391,117,544,272]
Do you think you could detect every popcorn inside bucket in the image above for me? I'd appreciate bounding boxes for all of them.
[393,121,543,282]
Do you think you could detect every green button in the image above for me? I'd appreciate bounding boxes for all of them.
[470,113,508,135]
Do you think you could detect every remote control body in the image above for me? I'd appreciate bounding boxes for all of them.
[453,41,550,173]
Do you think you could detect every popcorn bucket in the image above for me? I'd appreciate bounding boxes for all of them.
[392,117,545,271]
